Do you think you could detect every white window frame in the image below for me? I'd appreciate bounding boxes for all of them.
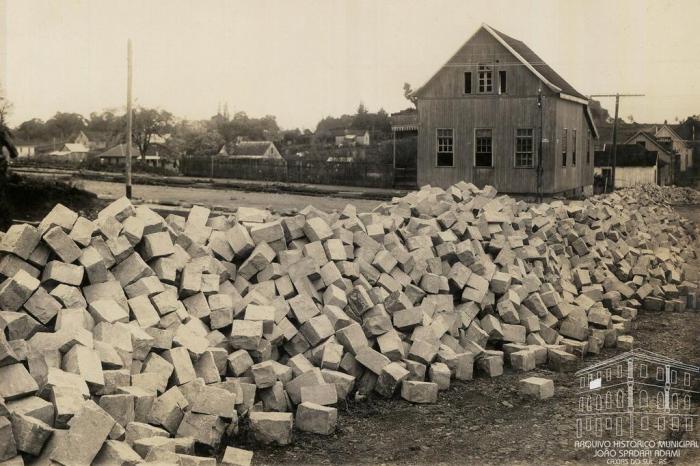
[436,128,454,168]
[478,64,493,93]
[474,128,493,168]
[514,128,536,168]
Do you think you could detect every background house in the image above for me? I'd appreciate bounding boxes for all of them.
[655,124,692,172]
[219,140,283,159]
[623,131,674,185]
[594,144,666,188]
[413,23,597,195]
[48,142,90,162]
[331,129,370,147]
[15,142,35,158]
[98,143,142,165]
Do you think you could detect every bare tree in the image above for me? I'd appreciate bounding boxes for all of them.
[0,91,13,127]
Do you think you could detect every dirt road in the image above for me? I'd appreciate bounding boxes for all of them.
[75,179,383,213]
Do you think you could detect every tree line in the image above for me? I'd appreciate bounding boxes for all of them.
[11,102,393,159]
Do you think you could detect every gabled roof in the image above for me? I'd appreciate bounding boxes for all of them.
[63,143,89,153]
[415,23,588,103]
[98,143,141,158]
[220,141,282,159]
[229,141,273,156]
[412,23,597,137]
[623,131,674,161]
[487,25,587,101]
[655,124,689,146]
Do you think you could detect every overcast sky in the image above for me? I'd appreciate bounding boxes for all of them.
[3,0,700,130]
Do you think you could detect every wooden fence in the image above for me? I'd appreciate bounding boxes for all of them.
[180,156,396,188]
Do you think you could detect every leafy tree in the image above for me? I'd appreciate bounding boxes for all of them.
[45,112,87,141]
[14,119,47,142]
[131,108,174,160]
[589,99,612,127]
[87,110,120,134]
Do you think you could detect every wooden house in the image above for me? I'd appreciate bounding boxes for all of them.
[594,144,667,188]
[218,141,283,160]
[622,131,674,185]
[413,23,598,195]
[654,124,692,172]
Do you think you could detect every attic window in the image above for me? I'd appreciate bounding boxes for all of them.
[478,65,493,93]
[499,71,507,94]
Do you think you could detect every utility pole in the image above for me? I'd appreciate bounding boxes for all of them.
[125,39,133,199]
[589,93,644,191]
[537,85,543,202]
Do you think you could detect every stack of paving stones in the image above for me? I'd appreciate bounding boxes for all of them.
[0,182,698,464]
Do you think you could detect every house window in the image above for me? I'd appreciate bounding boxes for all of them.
[672,370,678,384]
[572,129,577,166]
[499,70,507,94]
[657,392,665,408]
[580,377,585,388]
[605,417,612,430]
[606,368,611,381]
[640,364,647,378]
[657,367,664,381]
[436,129,454,167]
[562,129,568,167]
[515,128,535,168]
[639,390,648,407]
[475,129,493,167]
[587,131,591,164]
[687,418,694,431]
[478,64,493,93]
[685,373,691,386]
[641,416,649,430]
[464,72,472,94]
[658,417,665,431]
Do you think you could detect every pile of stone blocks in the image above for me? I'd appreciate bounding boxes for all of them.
[0,182,698,463]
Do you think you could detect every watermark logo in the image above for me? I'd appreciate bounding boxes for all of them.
[574,348,698,463]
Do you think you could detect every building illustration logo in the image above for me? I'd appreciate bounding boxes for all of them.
[575,349,699,439]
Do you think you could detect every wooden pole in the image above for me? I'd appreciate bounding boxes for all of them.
[610,93,620,191]
[125,39,133,199]
[537,83,544,202]
[392,130,396,188]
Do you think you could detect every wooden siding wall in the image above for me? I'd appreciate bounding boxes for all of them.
[552,99,595,193]
[417,97,557,192]
[594,166,656,187]
[416,27,594,194]
[417,28,557,192]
